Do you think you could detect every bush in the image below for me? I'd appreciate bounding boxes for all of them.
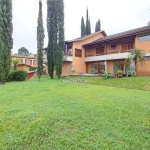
[7,70,28,81]
[117,70,123,75]
[128,70,136,77]
[7,72,14,82]
[103,71,113,79]
[30,67,37,71]
[100,70,105,74]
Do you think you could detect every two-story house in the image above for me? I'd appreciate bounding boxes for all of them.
[64,25,150,76]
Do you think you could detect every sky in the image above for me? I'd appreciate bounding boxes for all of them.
[12,0,150,54]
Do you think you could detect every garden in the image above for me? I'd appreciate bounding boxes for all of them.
[0,75,150,149]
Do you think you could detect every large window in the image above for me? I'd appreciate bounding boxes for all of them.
[139,34,150,42]
[91,62,105,74]
[122,43,134,51]
[75,49,82,57]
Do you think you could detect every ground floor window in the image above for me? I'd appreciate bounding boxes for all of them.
[114,60,125,73]
[90,62,105,74]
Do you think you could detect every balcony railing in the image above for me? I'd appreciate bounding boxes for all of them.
[85,49,132,57]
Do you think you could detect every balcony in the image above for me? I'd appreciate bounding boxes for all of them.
[85,50,131,62]
[63,53,73,62]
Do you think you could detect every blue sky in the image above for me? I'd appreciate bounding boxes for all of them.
[12,0,150,54]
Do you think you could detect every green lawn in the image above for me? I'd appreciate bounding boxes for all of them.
[0,76,150,149]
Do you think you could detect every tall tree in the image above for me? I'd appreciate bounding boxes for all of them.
[37,0,45,81]
[47,0,64,79]
[89,18,91,34]
[18,47,29,56]
[81,17,86,37]
[95,19,101,32]
[129,49,146,73]
[86,7,89,35]
[0,0,13,84]
[55,0,64,78]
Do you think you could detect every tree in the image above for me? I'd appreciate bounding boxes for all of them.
[124,57,132,77]
[88,18,91,34]
[95,19,101,32]
[37,0,45,81]
[0,0,13,84]
[18,47,29,56]
[81,17,86,37]
[55,0,64,78]
[47,0,64,79]
[86,7,89,35]
[12,58,20,70]
[129,49,146,73]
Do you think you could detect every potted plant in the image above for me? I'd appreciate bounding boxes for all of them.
[117,70,123,78]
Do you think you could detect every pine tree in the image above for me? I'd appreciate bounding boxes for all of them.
[47,0,64,79]
[37,0,45,81]
[81,17,86,37]
[0,0,13,84]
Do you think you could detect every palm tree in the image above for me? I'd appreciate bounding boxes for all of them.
[124,57,132,77]
[129,49,146,73]
[12,58,20,70]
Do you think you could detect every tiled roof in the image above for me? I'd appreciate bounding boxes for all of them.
[65,30,107,43]
[83,25,150,46]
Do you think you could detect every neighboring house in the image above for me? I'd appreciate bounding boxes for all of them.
[44,25,150,76]
[11,54,38,71]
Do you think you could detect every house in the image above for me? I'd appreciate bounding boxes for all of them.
[64,25,150,76]
[63,30,107,75]
[11,54,38,71]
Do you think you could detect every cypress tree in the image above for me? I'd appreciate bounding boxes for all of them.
[81,17,86,37]
[86,7,89,35]
[47,0,64,79]
[95,19,101,32]
[0,0,13,84]
[47,0,56,79]
[89,18,91,34]
[37,0,45,81]
[97,19,101,31]
[95,21,98,33]
[55,0,64,78]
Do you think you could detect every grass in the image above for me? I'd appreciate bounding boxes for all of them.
[0,75,150,149]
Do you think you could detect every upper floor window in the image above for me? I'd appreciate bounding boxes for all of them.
[33,60,37,65]
[122,43,134,51]
[75,49,82,57]
[139,34,150,42]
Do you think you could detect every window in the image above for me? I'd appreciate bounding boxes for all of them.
[75,49,82,57]
[33,60,37,65]
[111,44,116,49]
[122,43,134,51]
[139,34,150,42]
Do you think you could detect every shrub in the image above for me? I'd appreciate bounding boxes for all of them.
[100,70,105,74]
[117,70,123,75]
[7,72,14,82]
[7,70,28,81]
[128,70,136,77]
[30,67,37,71]
[103,71,112,79]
